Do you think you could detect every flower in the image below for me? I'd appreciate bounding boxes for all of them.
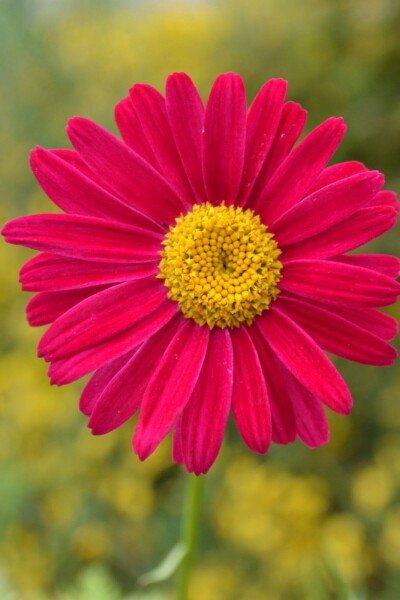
[2,73,399,475]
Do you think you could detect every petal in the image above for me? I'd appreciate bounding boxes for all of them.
[256,307,353,415]
[253,117,346,223]
[331,254,400,278]
[79,351,137,416]
[231,327,271,454]
[133,319,209,461]
[278,295,397,365]
[249,326,297,444]
[39,277,168,360]
[272,171,384,244]
[172,418,185,465]
[202,73,247,205]
[281,365,330,448]
[129,84,195,205]
[296,298,398,342]
[237,79,287,205]
[88,315,181,434]
[246,101,307,209]
[366,189,399,211]
[20,253,158,292]
[48,299,178,385]
[2,214,162,263]
[307,160,367,194]
[179,328,233,474]
[114,96,156,163]
[166,72,206,203]
[67,117,188,224]
[281,259,400,307]
[281,205,397,261]
[30,146,154,226]
[26,286,109,326]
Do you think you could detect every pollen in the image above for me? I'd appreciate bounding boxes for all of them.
[158,203,283,329]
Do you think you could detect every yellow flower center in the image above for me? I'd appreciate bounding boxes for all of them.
[158,203,282,329]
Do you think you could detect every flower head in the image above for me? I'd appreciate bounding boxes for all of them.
[2,73,399,474]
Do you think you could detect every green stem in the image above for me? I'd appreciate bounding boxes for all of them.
[177,473,205,600]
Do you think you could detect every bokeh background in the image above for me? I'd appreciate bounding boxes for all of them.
[1,0,399,598]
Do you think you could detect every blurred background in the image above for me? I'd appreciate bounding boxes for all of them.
[0,0,399,598]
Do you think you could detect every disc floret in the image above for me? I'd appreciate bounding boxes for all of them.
[158,203,282,329]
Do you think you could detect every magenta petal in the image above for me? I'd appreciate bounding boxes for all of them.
[257,307,353,415]
[79,352,136,416]
[88,316,181,435]
[281,259,400,307]
[30,146,149,225]
[39,277,167,360]
[114,96,156,164]
[26,286,109,326]
[307,160,367,194]
[254,117,346,223]
[202,73,247,205]
[237,79,287,205]
[2,214,161,263]
[67,117,188,224]
[129,84,195,206]
[20,253,158,292]
[247,101,307,210]
[133,320,209,461]
[249,327,296,444]
[48,299,178,385]
[332,254,400,278]
[282,205,397,261]
[278,295,397,365]
[282,365,330,448]
[179,328,233,474]
[272,171,384,245]
[231,327,271,454]
[367,189,399,211]
[166,72,206,203]
[172,418,184,465]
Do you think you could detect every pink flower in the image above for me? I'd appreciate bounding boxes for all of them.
[2,74,399,474]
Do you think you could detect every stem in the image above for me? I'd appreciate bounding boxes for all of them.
[177,473,205,600]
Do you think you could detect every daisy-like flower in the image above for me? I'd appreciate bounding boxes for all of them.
[2,74,399,474]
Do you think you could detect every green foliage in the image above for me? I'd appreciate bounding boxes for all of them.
[0,1,399,599]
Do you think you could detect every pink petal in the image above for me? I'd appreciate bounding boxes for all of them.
[79,351,137,416]
[281,364,330,448]
[133,320,209,461]
[298,298,398,342]
[307,160,367,194]
[202,73,246,205]
[366,189,399,211]
[67,117,188,224]
[253,117,346,223]
[231,327,271,454]
[172,418,184,465]
[272,171,384,245]
[2,214,161,263]
[281,205,397,261]
[278,295,397,365]
[166,72,206,203]
[256,307,353,415]
[249,327,296,444]
[281,259,400,307]
[332,254,400,278]
[88,316,181,435]
[30,147,156,227]
[246,101,307,209]
[179,328,233,474]
[39,277,168,360]
[114,96,156,163]
[48,299,178,385]
[20,253,158,292]
[237,79,287,205]
[26,286,109,326]
[129,84,195,205]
